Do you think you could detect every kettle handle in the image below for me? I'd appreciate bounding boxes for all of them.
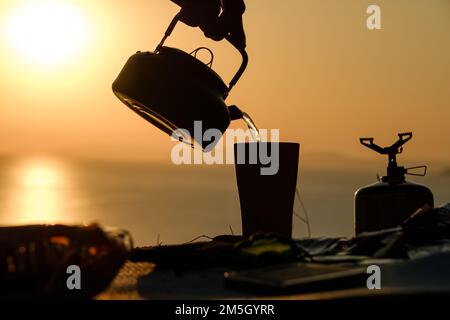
[225,35,248,92]
[156,12,248,92]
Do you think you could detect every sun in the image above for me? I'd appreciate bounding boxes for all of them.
[5,1,89,67]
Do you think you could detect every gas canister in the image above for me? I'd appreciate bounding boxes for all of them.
[354,132,434,235]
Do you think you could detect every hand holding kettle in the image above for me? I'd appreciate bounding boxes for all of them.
[170,0,246,49]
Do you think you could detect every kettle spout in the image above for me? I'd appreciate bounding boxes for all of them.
[228,105,243,121]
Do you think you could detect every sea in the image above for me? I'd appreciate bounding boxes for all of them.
[0,155,449,246]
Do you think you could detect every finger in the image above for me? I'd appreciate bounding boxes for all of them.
[228,15,246,48]
[221,0,246,14]
[216,11,246,48]
[177,0,221,28]
[178,7,200,27]
[201,21,226,41]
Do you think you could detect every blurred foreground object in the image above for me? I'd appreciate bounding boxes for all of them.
[0,224,132,299]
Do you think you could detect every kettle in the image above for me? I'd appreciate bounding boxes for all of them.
[354,132,434,235]
[112,12,250,151]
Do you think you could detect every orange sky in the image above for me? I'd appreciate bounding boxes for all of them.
[0,0,449,168]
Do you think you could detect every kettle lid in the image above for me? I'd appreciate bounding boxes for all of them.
[156,46,229,97]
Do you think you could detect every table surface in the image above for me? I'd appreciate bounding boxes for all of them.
[96,261,431,300]
[97,262,154,300]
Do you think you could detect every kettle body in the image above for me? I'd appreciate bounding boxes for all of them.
[112,47,237,150]
[354,180,434,235]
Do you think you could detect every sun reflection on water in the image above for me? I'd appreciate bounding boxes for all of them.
[2,157,72,225]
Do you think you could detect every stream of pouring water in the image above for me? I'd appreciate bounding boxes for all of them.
[242,111,261,142]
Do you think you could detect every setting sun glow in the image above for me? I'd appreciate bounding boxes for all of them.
[5,1,89,67]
